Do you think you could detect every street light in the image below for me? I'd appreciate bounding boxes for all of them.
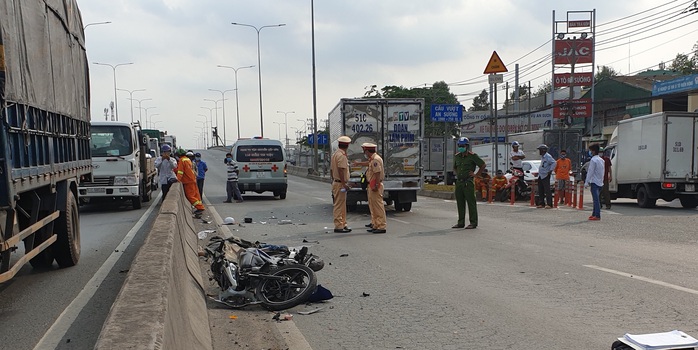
[200,106,218,146]
[148,113,160,128]
[217,65,255,140]
[137,106,156,128]
[196,121,208,148]
[83,21,111,30]
[93,62,133,121]
[209,89,236,146]
[276,111,295,147]
[273,121,285,140]
[117,88,146,123]
[129,97,152,125]
[231,22,286,137]
[309,0,319,173]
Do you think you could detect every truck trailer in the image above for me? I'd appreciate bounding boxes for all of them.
[605,112,698,208]
[329,98,423,212]
[0,0,92,282]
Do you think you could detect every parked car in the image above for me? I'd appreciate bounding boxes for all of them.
[504,160,574,185]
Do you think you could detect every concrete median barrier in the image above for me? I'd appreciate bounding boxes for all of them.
[95,185,213,350]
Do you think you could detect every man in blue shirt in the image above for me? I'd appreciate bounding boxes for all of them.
[536,144,555,208]
[194,152,208,197]
[584,144,605,220]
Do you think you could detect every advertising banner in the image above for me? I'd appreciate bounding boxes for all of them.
[554,39,593,65]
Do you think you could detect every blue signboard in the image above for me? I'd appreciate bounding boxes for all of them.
[479,137,506,143]
[307,133,328,145]
[431,104,463,122]
[652,74,698,96]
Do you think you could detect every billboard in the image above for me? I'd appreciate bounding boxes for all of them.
[460,110,554,140]
[554,39,593,64]
[553,99,592,118]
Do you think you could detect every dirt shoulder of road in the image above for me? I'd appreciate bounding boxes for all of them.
[194,219,290,350]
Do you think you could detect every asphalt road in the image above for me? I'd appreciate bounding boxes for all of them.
[195,148,698,350]
[0,192,159,350]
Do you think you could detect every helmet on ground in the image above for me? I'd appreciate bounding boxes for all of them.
[512,141,520,147]
[537,144,548,150]
[223,217,235,225]
[161,144,172,152]
[457,137,469,146]
[195,152,201,157]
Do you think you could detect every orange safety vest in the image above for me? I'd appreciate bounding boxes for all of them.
[176,157,197,184]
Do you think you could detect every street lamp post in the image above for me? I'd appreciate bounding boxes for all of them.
[83,21,111,30]
[203,99,223,145]
[200,106,217,146]
[198,114,211,146]
[130,98,152,125]
[276,111,295,147]
[148,113,160,128]
[231,22,286,138]
[196,121,208,148]
[137,106,156,128]
[209,89,236,146]
[309,0,319,173]
[217,65,255,140]
[273,122,285,140]
[93,62,133,121]
[117,88,145,123]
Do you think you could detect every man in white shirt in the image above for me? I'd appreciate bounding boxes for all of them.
[584,144,605,220]
[510,141,526,192]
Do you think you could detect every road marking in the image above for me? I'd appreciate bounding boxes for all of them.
[34,192,163,350]
[314,197,328,202]
[584,265,698,296]
[389,218,410,224]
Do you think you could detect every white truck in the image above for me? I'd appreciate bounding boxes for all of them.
[329,98,424,212]
[79,121,157,209]
[471,143,510,175]
[605,112,698,208]
[422,136,455,184]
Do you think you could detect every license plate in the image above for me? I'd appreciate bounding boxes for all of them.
[87,188,105,193]
[255,172,270,179]
[686,184,695,192]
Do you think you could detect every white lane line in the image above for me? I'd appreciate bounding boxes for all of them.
[313,197,328,202]
[389,218,410,224]
[34,192,163,350]
[584,265,698,296]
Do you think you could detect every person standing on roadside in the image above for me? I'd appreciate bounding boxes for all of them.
[585,144,604,220]
[536,144,555,209]
[452,137,485,229]
[330,136,352,233]
[600,147,613,209]
[554,149,572,204]
[354,143,386,234]
[154,144,177,202]
[510,141,526,192]
[194,152,208,198]
[176,149,205,216]
[224,153,243,203]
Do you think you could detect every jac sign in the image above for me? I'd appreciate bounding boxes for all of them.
[553,72,594,87]
[553,99,592,118]
[554,39,593,65]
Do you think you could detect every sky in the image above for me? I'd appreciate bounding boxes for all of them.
[77,0,698,149]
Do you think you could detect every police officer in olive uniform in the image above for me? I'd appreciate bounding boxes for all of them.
[452,137,485,229]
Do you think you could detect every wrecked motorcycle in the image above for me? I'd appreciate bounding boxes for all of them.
[205,236,319,311]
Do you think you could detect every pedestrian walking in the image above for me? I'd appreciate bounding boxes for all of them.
[585,144,605,220]
[154,144,177,202]
[600,147,613,209]
[176,149,205,216]
[554,149,572,204]
[194,152,208,198]
[331,136,352,233]
[536,144,555,209]
[354,143,386,234]
[452,137,485,229]
[224,153,243,203]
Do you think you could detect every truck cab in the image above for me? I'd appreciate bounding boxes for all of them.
[79,121,157,209]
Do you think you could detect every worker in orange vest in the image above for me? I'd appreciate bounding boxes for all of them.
[491,170,508,201]
[176,150,205,216]
[475,169,491,201]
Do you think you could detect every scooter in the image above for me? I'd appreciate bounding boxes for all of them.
[499,168,531,201]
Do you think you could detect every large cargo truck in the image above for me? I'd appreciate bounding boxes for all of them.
[470,143,510,174]
[605,112,698,208]
[329,98,423,212]
[422,136,455,184]
[79,121,157,209]
[0,0,92,282]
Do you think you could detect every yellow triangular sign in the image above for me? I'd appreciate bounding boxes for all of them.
[483,51,508,74]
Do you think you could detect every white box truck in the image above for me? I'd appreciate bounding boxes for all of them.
[329,98,424,212]
[471,143,510,174]
[605,112,698,208]
[422,136,455,184]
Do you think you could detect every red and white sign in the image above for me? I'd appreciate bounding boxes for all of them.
[568,20,591,28]
[554,72,594,87]
[554,39,593,65]
[553,99,592,118]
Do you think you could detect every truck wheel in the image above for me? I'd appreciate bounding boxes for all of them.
[636,186,656,208]
[679,196,698,209]
[401,202,412,212]
[384,199,393,206]
[279,191,287,200]
[132,195,142,209]
[55,192,80,268]
[394,201,403,211]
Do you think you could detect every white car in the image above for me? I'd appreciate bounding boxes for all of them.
[504,160,574,185]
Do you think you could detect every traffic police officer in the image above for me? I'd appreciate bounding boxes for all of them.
[331,136,352,233]
[356,142,386,234]
[452,137,485,229]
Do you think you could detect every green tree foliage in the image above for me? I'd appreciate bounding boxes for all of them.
[595,65,619,81]
[669,52,698,75]
[365,81,460,137]
[468,89,489,111]
[533,80,552,98]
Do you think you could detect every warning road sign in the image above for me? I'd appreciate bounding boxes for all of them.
[483,51,508,74]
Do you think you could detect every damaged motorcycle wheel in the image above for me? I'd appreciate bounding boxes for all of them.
[256,265,318,311]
